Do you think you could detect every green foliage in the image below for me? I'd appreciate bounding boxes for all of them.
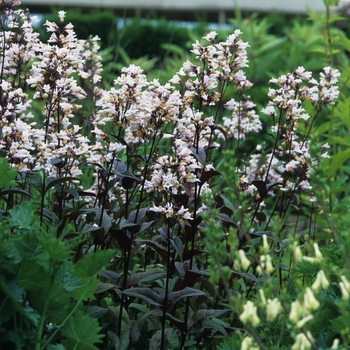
[3,1,350,349]
[40,9,117,49]
[0,168,115,349]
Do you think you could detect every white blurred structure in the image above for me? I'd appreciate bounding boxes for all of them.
[20,0,344,25]
[20,0,328,13]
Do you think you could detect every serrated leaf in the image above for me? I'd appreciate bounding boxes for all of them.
[8,202,34,229]
[74,250,116,278]
[329,315,346,334]
[15,260,51,292]
[61,310,103,349]
[41,238,70,261]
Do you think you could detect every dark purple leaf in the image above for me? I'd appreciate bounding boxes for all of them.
[126,268,165,288]
[170,236,183,261]
[199,170,221,185]
[252,180,267,198]
[167,287,205,305]
[122,287,163,307]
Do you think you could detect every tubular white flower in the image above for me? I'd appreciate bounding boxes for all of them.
[292,331,314,350]
[239,301,260,327]
[266,298,282,322]
[312,270,329,292]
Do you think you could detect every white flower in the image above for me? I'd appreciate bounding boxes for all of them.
[289,300,303,323]
[240,336,259,350]
[303,287,319,311]
[234,249,251,271]
[239,301,260,327]
[331,338,340,349]
[203,31,217,42]
[312,270,329,292]
[58,10,66,22]
[266,298,282,322]
[292,331,314,350]
[296,314,314,328]
[339,275,350,300]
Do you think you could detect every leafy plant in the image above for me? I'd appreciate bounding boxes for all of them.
[1,0,350,349]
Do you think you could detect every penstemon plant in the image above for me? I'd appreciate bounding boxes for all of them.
[0,0,349,349]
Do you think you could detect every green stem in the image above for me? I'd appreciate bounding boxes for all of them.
[35,265,55,350]
[43,280,93,348]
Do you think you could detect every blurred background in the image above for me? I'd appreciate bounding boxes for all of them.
[18,0,350,97]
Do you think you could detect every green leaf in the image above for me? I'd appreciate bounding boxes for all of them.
[74,250,116,278]
[329,315,347,334]
[61,310,103,350]
[0,158,17,188]
[326,149,350,177]
[8,202,34,229]
[15,260,51,292]
[220,194,234,212]
[55,264,86,297]
[161,43,185,57]
[41,238,70,261]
